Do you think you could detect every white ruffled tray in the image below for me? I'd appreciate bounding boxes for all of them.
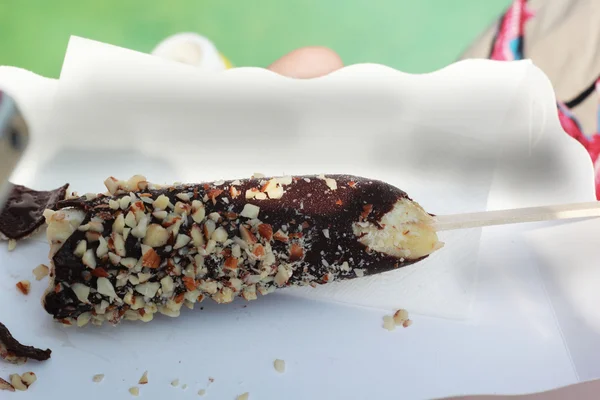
[0,36,598,399]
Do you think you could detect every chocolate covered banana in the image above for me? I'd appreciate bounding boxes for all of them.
[42,174,443,326]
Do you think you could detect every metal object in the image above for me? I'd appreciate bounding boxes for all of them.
[0,91,29,206]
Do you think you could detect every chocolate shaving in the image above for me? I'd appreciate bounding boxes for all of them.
[0,322,51,363]
[0,183,68,241]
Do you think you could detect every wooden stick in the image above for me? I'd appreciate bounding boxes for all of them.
[434,201,600,231]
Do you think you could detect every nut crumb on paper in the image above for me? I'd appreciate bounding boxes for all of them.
[382,315,395,331]
[138,371,148,385]
[393,309,409,325]
[16,280,30,295]
[198,389,206,396]
[8,372,36,391]
[237,393,250,400]
[21,372,36,387]
[181,384,188,390]
[92,374,104,383]
[273,359,285,373]
[171,378,180,387]
[0,377,14,391]
[383,309,412,331]
[129,386,139,396]
[7,239,16,252]
[32,264,49,280]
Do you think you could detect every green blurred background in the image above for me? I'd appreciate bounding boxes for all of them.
[0,0,511,78]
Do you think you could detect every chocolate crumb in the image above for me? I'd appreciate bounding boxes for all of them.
[0,183,68,241]
[0,322,51,363]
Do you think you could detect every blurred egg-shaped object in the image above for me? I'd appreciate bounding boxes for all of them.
[151,33,232,71]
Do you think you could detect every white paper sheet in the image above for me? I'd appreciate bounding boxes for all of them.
[1,36,599,399]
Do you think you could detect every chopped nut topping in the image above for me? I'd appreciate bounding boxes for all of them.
[153,194,170,211]
[239,225,257,244]
[131,214,149,238]
[71,283,90,303]
[207,189,223,204]
[144,224,169,247]
[77,312,92,327]
[74,240,87,257]
[289,243,304,262]
[240,204,260,219]
[142,248,160,269]
[402,319,413,328]
[108,252,122,265]
[112,215,125,237]
[258,224,273,241]
[274,265,292,286]
[160,276,175,297]
[176,193,190,202]
[96,236,109,258]
[82,248,97,269]
[32,264,49,280]
[174,234,192,249]
[191,201,206,223]
[104,177,119,195]
[120,257,137,269]
[15,280,30,295]
[317,174,338,190]
[92,374,105,383]
[273,230,288,242]
[266,185,284,199]
[138,371,148,385]
[273,359,286,373]
[136,282,160,298]
[97,277,117,300]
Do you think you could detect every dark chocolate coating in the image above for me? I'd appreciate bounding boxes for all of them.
[0,183,68,240]
[0,322,51,361]
[45,175,429,321]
